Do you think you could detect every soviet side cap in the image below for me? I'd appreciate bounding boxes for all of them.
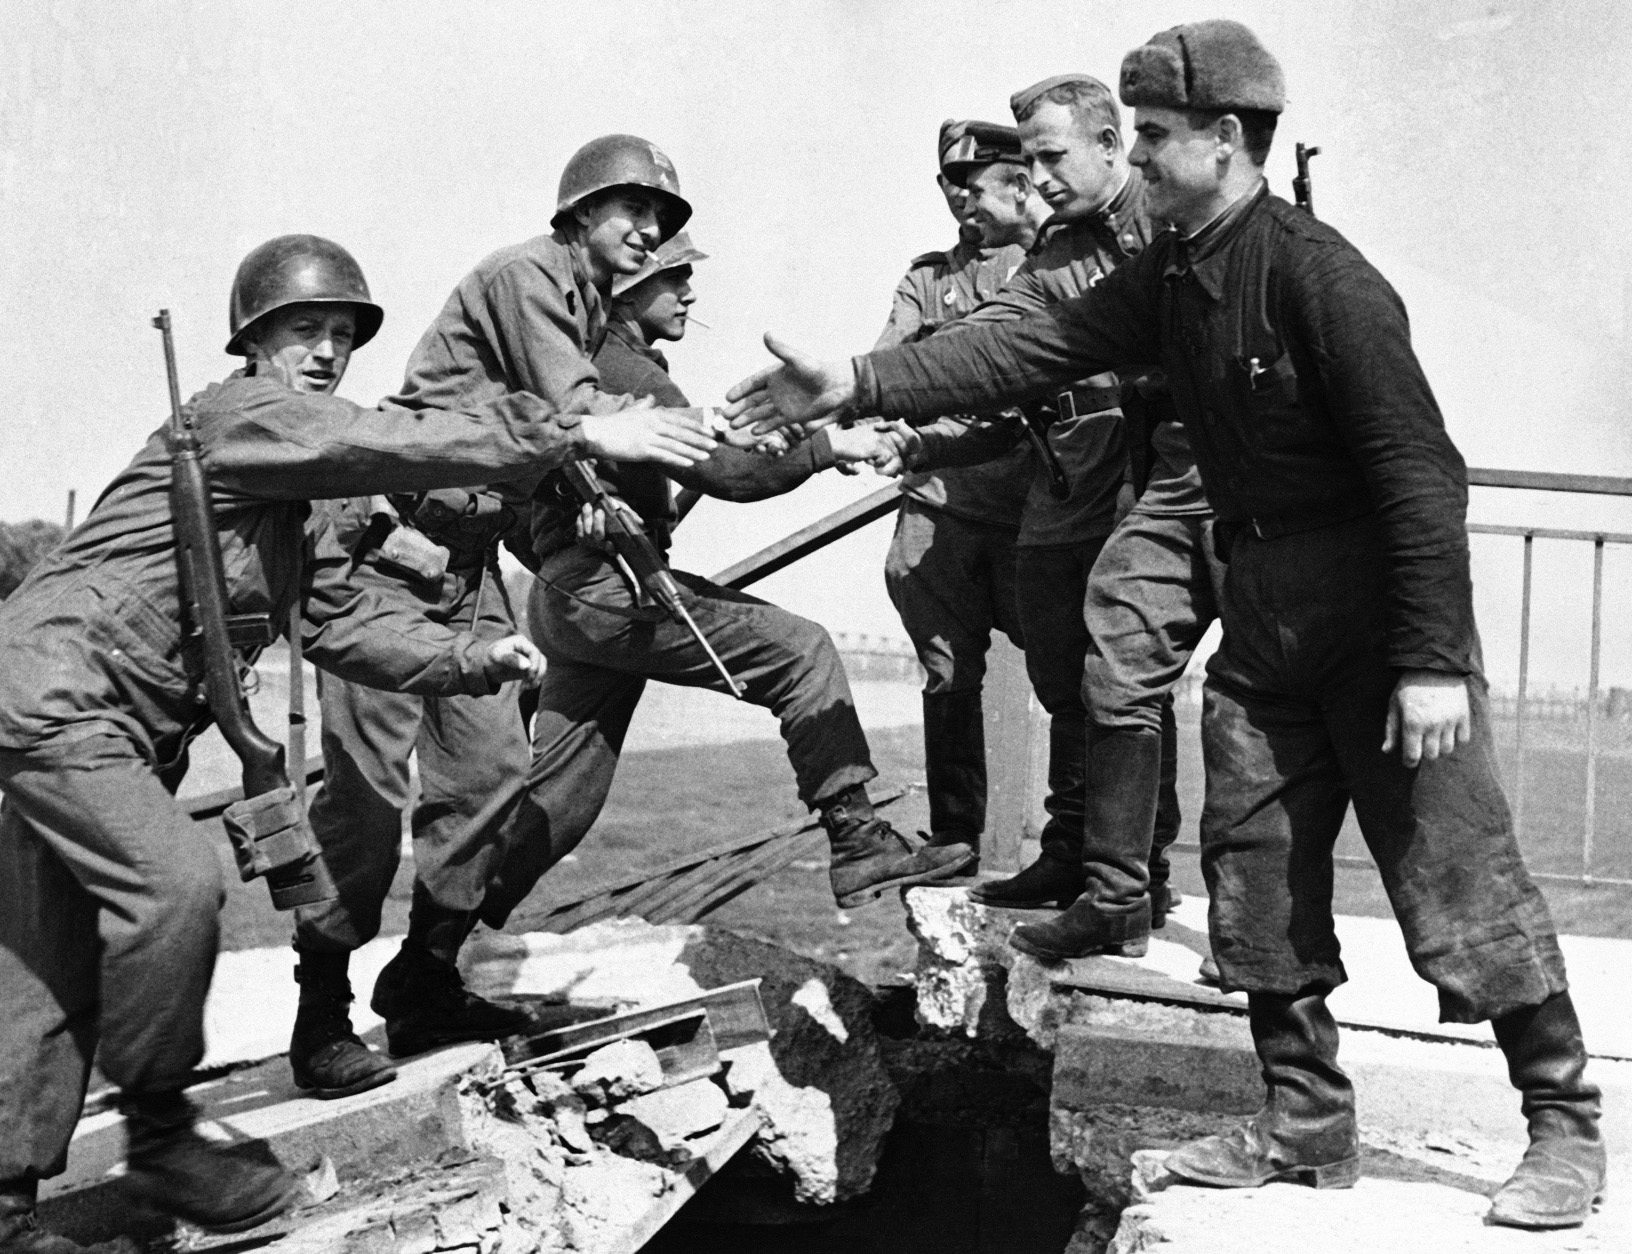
[611,230,709,299]
[1009,72,1105,120]
[551,134,693,241]
[941,120,1025,188]
[1119,19,1286,114]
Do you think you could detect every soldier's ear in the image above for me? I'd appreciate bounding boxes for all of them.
[1214,114,1245,163]
[1097,125,1122,160]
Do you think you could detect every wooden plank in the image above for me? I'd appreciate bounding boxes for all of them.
[512,788,904,935]
[597,1106,767,1254]
[710,485,900,590]
[651,830,827,925]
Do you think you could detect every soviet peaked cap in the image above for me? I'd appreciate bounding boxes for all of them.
[940,120,1025,187]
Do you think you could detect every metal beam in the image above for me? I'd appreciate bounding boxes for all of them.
[710,485,900,589]
[1468,468,1632,497]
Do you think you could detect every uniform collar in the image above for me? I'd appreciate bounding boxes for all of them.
[1163,179,1268,300]
[607,314,670,371]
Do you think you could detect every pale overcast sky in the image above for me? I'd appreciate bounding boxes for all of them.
[2,0,1628,685]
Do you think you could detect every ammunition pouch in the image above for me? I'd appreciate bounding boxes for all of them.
[221,786,338,911]
[404,488,517,562]
[375,523,450,584]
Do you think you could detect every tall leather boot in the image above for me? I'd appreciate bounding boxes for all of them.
[970,713,1086,908]
[1488,991,1607,1228]
[1149,697,1181,929]
[372,882,533,1057]
[1165,989,1360,1189]
[921,690,986,873]
[1009,728,1161,960]
[0,1183,136,1254]
[289,950,397,1099]
[822,785,974,907]
[119,1092,302,1232]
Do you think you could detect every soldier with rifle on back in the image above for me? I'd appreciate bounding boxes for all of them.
[0,234,715,1254]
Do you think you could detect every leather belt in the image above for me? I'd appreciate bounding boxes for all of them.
[1054,382,1123,420]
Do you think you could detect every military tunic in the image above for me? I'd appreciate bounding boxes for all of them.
[854,184,1564,1022]
[295,229,662,954]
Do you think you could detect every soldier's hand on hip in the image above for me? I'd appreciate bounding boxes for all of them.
[483,634,546,687]
[723,333,857,434]
[1382,670,1472,767]
[581,401,715,468]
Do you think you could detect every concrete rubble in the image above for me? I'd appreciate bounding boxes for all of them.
[905,885,1632,1254]
[462,919,901,1203]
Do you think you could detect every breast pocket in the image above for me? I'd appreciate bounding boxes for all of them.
[1233,350,1304,451]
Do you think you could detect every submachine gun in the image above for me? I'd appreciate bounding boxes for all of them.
[558,458,743,699]
[153,309,337,910]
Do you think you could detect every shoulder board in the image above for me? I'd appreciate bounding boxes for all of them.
[909,249,951,270]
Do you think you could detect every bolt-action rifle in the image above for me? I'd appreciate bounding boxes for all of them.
[154,309,336,910]
[1293,142,1321,216]
[559,459,743,698]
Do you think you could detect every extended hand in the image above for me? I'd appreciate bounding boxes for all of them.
[870,420,921,477]
[581,400,715,468]
[722,333,858,434]
[482,634,546,687]
[1382,670,1471,766]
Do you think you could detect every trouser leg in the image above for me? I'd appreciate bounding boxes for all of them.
[0,736,223,1183]
[295,679,421,953]
[532,551,875,809]
[885,501,1024,847]
[1015,540,1102,865]
[1079,512,1222,908]
[412,685,530,913]
[0,799,99,1185]
[480,653,646,929]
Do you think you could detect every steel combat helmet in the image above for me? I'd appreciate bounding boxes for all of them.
[551,134,693,241]
[611,231,709,299]
[226,235,383,356]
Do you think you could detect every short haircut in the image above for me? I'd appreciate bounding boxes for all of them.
[1185,108,1278,165]
[1013,78,1121,138]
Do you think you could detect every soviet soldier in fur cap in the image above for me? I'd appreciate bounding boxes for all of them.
[726,18,1605,1233]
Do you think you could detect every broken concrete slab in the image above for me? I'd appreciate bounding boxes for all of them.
[463,919,901,1206]
[1048,1012,1632,1162]
[1101,1149,1630,1254]
[676,928,901,1204]
[573,1039,665,1105]
[616,1076,729,1152]
[43,1044,502,1245]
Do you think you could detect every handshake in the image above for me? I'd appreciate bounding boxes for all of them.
[825,420,921,478]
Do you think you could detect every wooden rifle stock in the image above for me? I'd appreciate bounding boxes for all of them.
[154,310,332,909]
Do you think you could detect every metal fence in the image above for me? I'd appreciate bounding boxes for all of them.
[1468,515,1632,888]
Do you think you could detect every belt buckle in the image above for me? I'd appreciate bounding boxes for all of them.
[1056,390,1079,422]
